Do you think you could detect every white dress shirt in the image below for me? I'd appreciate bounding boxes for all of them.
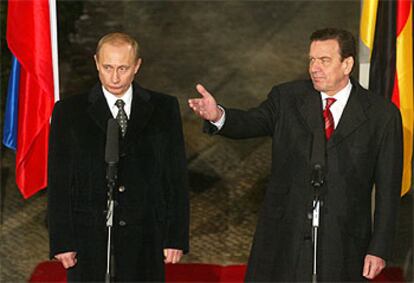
[212,80,353,130]
[102,85,133,119]
[320,80,352,129]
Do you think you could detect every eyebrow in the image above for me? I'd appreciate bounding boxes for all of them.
[102,64,130,68]
[309,56,332,60]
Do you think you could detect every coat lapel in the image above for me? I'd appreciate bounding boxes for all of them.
[296,84,324,133]
[123,83,154,149]
[87,83,154,144]
[87,84,112,133]
[327,81,369,149]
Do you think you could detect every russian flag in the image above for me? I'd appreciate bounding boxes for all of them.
[3,0,60,199]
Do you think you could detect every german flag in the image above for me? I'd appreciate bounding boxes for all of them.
[360,0,413,196]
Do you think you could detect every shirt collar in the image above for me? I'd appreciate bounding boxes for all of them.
[320,80,352,106]
[102,85,133,108]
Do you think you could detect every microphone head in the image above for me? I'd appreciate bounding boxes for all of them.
[105,118,119,164]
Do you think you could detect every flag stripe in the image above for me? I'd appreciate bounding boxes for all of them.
[396,0,411,35]
[368,0,397,101]
[395,0,413,195]
[3,56,20,150]
[360,0,379,57]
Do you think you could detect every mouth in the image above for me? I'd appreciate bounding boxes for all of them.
[108,85,123,90]
[311,77,325,83]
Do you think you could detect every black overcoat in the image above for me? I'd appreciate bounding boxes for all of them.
[207,79,403,282]
[48,83,189,282]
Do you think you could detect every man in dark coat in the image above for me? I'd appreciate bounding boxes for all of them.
[48,32,189,282]
[189,28,403,282]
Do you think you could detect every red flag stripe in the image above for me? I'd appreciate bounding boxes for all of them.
[391,73,400,107]
[396,0,411,35]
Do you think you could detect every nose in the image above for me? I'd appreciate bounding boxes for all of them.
[309,60,321,74]
[111,70,120,84]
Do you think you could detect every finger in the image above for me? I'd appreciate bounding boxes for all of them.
[171,251,178,264]
[368,265,378,279]
[372,263,384,279]
[372,266,381,279]
[362,258,371,278]
[61,257,74,269]
[196,84,212,98]
[163,249,169,263]
[173,251,182,264]
[164,250,173,264]
[366,263,377,279]
[188,99,204,108]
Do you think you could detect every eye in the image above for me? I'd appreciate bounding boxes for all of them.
[118,66,129,73]
[321,58,331,65]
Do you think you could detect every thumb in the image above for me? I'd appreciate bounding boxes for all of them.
[196,84,212,98]
[363,257,371,277]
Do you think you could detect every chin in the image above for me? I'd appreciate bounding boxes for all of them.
[109,88,124,96]
[312,82,323,92]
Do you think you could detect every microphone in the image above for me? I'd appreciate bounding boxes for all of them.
[105,118,119,181]
[310,129,325,188]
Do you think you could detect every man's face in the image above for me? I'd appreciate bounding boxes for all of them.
[308,39,353,96]
[95,43,141,97]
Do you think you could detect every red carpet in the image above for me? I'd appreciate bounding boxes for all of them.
[29,261,405,282]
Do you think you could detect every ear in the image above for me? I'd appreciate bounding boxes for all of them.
[343,56,354,75]
[134,58,142,74]
[94,54,100,71]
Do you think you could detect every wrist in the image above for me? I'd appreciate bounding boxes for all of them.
[212,106,223,123]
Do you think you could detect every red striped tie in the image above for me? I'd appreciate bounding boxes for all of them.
[323,98,336,140]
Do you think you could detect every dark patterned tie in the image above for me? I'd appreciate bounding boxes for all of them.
[115,99,128,137]
[323,98,336,140]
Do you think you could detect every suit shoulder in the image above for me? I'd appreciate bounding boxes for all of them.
[356,85,400,116]
[51,94,89,120]
[54,93,89,110]
[138,86,179,108]
[276,79,312,90]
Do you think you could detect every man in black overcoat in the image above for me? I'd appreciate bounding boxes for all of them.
[48,32,189,282]
[189,28,403,282]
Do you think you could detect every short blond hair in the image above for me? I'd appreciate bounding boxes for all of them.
[96,32,140,61]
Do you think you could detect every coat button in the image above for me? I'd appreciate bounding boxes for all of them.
[119,220,126,226]
[119,186,126,192]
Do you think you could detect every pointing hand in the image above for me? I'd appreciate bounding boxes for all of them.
[188,84,223,122]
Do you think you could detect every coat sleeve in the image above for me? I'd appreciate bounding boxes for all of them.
[163,98,190,253]
[203,86,280,138]
[47,101,77,258]
[368,106,403,260]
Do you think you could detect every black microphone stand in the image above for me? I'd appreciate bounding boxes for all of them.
[105,164,117,283]
[310,165,323,283]
[309,129,326,283]
[104,119,119,283]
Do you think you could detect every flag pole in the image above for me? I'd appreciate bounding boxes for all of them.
[49,0,60,102]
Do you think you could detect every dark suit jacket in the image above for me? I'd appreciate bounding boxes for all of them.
[206,79,403,282]
[48,83,189,282]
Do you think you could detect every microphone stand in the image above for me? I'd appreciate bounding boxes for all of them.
[104,119,119,283]
[105,164,117,283]
[310,164,324,283]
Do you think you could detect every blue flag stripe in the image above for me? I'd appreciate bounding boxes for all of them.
[3,56,20,151]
